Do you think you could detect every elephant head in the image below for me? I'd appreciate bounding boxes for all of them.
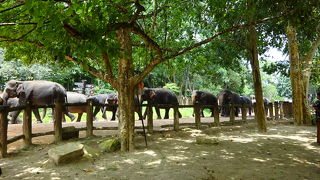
[141,88,156,103]
[2,80,26,105]
[192,90,203,104]
[221,90,234,104]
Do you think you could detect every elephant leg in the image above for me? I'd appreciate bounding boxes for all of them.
[143,106,148,119]
[111,109,116,121]
[33,108,42,123]
[164,108,170,119]
[65,112,76,122]
[155,107,162,119]
[76,113,83,122]
[9,110,22,124]
[178,110,182,118]
[101,107,107,119]
[200,108,205,117]
[210,108,214,117]
[92,106,100,120]
[41,108,47,120]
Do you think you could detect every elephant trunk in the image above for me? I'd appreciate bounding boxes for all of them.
[0,91,9,105]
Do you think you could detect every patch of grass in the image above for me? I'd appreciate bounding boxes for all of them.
[15,106,211,123]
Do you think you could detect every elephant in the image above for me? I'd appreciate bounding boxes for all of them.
[87,94,113,120]
[240,96,253,116]
[218,90,242,117]
[141,88,182,119]
[102,93,118,121]
[191,90,218,117]
[0,94,22,124]
[1,80,69,123]
[113,95,144,121]
[64,92,87,122]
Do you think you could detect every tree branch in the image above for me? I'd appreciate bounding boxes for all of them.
[65,55,117,88]
[0,3,24,14]
[138,6,166,19]
[130,0,145,23]
[63,24,88,39]
[0,22,37,26]
[131,9,296,86]
[131,23,162,58]
[164,10,295,60]
[102,51,114,79]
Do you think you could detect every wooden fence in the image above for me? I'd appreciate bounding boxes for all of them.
[0,100,292,158]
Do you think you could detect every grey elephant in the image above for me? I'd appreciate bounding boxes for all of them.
[87,94,112,120]
[65,92,87,122]
[0,94,22,124]
[102,93,118,121]
[218,90,242,117]
[141,88,182,119]
[1,80,68,123]
[240,96,253,116]
[192,90,218,117]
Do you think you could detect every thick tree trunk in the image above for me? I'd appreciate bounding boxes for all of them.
[248,28,267,132]
[286,23,304,125]
[301,36,320,124]
[116,27,136,151]
[247,0,267,132]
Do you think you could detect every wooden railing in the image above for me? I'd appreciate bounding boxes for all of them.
[0,100,293,158]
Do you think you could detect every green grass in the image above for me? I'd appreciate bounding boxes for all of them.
[15,107,214,123]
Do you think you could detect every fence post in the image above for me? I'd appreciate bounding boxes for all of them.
[173,104,179,131]
[230,104,235,124]
[214,105,220,126]
[147,103,153,133]
[0,106,8,158]
[241,106,247,122]
[274,101,279,120]
[86,99,94,137]
[269,103,274,121]
[23,101,32,147]
[194,103,201,129]
[54,100,63,143]
[279,101,284,119]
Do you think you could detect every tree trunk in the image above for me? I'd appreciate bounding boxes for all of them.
[247,0,267,132]
[301,36,320,124]
[116,27,136,152]
[286,23,304,125]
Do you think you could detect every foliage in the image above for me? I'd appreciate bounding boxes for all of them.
[163,83,180,95]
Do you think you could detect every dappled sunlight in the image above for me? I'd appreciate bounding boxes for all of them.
[252,158,268,162]
[135,150,158,157]
[145,159,162,166]
[229,137,255,143]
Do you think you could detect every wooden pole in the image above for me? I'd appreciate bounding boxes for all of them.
[279,101,284,119]
[0,106,8,158]
[241,106,247,122]
[230,104,235,124]
[86,99,94,137]
[23,101,32,147]
[54,100,63,143]
[317,117,320,144]
[269,103,274,121]
[214,106,220,126]
[194,103,201,129]
[173,104,179,131]
[282,101,289,118]
[274,101,279,120]
[147,103,153,133]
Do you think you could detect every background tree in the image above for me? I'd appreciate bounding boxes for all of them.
[0,0,299,150]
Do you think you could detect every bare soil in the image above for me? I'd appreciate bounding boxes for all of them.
[1,118,319,180]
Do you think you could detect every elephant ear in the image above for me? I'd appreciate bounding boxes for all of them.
[17,85,27,105]
[149,90,156,99]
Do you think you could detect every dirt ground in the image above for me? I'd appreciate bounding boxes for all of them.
[1,119,319,180]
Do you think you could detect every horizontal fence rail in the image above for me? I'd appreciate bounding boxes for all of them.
[0,100,293,158]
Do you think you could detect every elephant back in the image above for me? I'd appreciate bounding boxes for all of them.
[13,80,66,105]
[153,88,179,105]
